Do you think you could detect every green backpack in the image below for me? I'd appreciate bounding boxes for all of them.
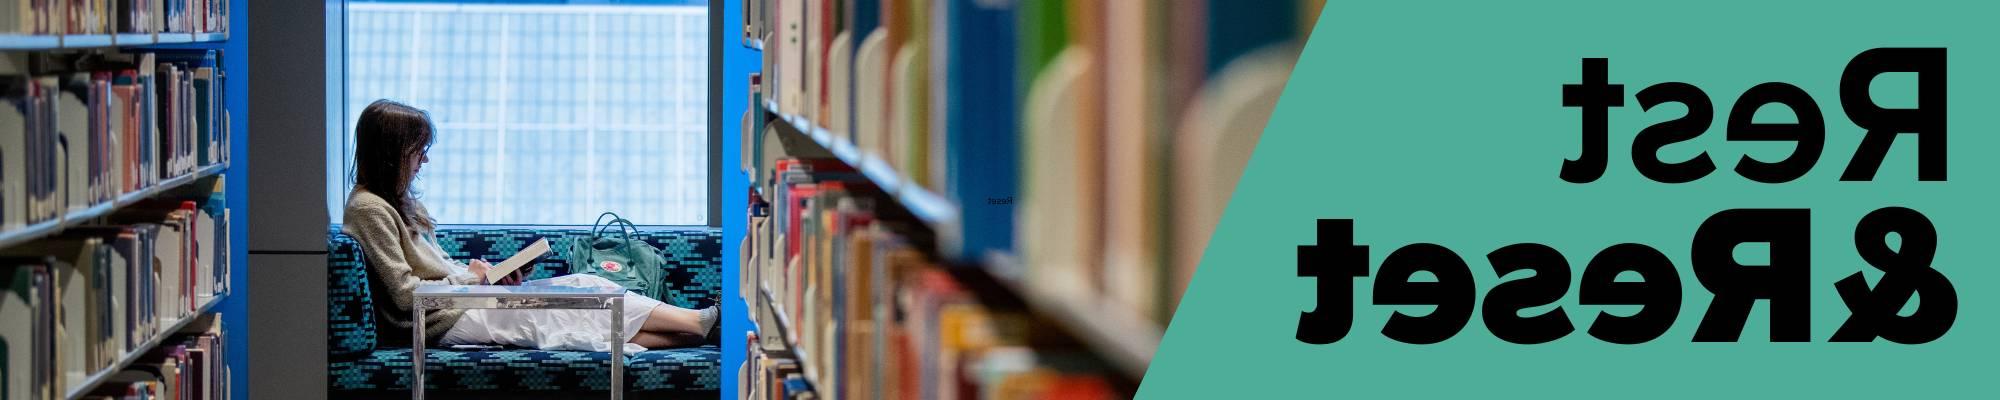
[566,212,668,300]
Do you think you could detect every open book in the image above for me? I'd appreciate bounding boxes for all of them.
[487,238,552,284]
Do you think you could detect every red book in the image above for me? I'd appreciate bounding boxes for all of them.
[115,71,141,193]
[786,184,818,262]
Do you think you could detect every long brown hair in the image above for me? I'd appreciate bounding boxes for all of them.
[353,99,436,233]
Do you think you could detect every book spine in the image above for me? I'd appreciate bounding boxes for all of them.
[938,0,1017,259]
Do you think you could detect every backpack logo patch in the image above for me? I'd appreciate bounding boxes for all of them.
[601,261,623,272]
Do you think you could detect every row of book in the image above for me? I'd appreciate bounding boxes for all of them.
[741,339,814,400]
[83,320,228,400]
[2,0,228,36]
[742,0,1322,324]
[741,158,1120,400]
[1,49,230,230]
[1,186,231,400]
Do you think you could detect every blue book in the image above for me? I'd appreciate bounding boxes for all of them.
[844,0,880,144]
[1207,1,1301,75]
[850,0,880,36]
[939,0,1018,260]
[781,374,815,399]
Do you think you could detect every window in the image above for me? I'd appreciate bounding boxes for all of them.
[331,0,712,226]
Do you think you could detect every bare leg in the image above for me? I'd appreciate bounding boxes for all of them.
[641,304,705,335]
[628,331,699,348]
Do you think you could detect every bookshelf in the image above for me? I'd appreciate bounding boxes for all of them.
[736,1,1320,398]
[751,259,1158,384]
[761,99,960,231]
[755,287,825,388]
[984,253,1160,378]
[2,2,238,399]
[0,162,228,249]
[757,98,1158,378]
[0,32,228,50]
[62,294,222,400]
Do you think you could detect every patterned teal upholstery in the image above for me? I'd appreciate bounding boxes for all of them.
[326,227,723,395]
[328,233,379,360]
[328,347,720,392]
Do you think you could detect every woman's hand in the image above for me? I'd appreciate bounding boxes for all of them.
[467,259,493,284]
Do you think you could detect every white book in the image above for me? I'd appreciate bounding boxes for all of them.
[852,29,887,161]
[156,220,183,322]
[177,210,195,311]
[741,107,754,175]
[778,0,805,115]
[825,31,852,138]
[161,359,180,400]
[742,0,754,41]
[1170,45,1295,311]
[58,77,91,212]
[739,226,755,304]
[162,65,181,176]
[219,208,229,294]
[0,267,43,400]
[0,0,16,34]
[762,31,776,109]
[1019,47,1096,289]
[153,0,166,34]
[889,43,923,174]
[56,257,87,394]
[757,120,785,188]
[2,90,27,228]
[196,209,215,298]
[761,185,781,296]
[803,0,823,123]
[108,247,128,361]
[483,238,549,284]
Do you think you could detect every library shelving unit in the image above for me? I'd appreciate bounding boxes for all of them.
[756,97,1159,377]
[736,1,1318,399]
[1,3,238,398]
[0,163,226,249]
[754,286,821,386]
[62,296,225,400]
[4,157,233,399]
[747,83,1158,400]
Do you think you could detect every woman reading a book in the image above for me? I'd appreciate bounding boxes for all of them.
[341,99,718,351]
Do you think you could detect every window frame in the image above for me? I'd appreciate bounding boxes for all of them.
[327,0,723,229]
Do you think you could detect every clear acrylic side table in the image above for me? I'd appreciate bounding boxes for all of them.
[412,285,628,400]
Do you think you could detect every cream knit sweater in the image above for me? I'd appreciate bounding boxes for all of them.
[342,188,482,346]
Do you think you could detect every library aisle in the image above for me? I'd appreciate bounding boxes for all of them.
[731,1,1323,399]
[15,0,1323,399]
[1,1,241,400]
